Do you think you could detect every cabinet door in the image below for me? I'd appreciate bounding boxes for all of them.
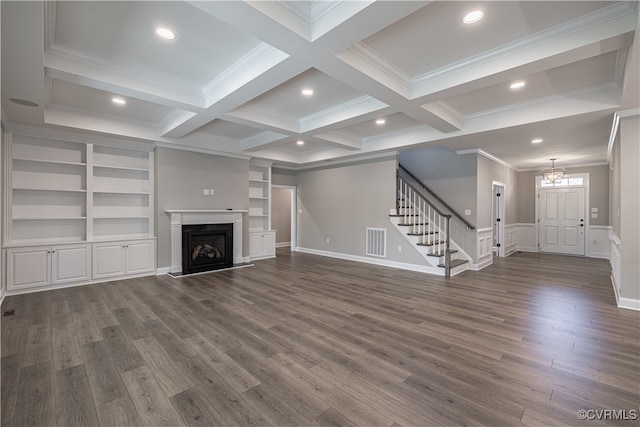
[52,245,91,285]
[93,243,125,279]
[249,233,262,259]
[6,247,51,291]
[262,232,276,258]
[125,240,155,275]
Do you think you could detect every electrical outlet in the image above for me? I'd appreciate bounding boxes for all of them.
[203,189,210,196]
[210,188,215,195]
[464,209,471,216]
[397,245,402,252]
[326,237,330,243]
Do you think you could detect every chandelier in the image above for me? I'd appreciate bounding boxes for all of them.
[541,158,565,184]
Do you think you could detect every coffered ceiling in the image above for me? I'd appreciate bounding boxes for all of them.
[2,1,638,169]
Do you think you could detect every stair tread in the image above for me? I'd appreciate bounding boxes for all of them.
[390,214,420,217]
[407,232,438,236]
[426,250,458,257]
[438,259,469,268]
[397,223,428,226]
[416,241,445,246]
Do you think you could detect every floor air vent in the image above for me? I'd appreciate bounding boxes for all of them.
[366,227,387,257]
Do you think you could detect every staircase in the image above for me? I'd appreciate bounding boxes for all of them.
[389,167,470,277]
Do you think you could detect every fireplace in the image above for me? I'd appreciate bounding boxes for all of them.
[182,223,233,274]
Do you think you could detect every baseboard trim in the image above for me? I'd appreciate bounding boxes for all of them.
[469,258,493,271]
[618,297,640,311]
[0,295,5,307]
[517,246,537,253]
[276,242,291,248]
[295,247,444,276]
[156,267,171,275]
[588,251,611,260]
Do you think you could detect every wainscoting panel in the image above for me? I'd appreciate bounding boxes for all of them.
[610,232,621,304]
[505,224,518,256]
[515,223,536,252]
[588,226,612,259]
[476,228,493,270]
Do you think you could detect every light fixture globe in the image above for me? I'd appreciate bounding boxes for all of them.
[541,158,565,184]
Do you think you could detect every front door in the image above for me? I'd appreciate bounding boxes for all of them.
[539,187,585,255]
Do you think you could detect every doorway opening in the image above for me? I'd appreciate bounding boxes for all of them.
[271,185,297,251]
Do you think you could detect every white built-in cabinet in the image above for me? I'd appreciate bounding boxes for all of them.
[93,240,155,280]
[249,231,276,260]
[6,244,91,291]
[3,133,156,294]
[249,160,276,260]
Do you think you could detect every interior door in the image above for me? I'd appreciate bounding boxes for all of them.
[539,187,585,255]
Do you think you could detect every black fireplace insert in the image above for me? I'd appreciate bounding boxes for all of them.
[182,223,233,274]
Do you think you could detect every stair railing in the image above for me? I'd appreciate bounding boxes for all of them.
[396,169,454,277]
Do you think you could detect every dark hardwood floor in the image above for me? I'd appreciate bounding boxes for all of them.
[2,249,639,426]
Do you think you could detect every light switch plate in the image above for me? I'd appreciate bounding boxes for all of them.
[591,213,598,218]
[591,207,598,213]
[464,209,471,216]
[203,189,210,195]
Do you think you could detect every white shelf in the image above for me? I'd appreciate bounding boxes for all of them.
[14,217,87,221]
[94,164,149,172]
[93,190,150,195]
[14,187,87,193]
[249,179,268,183]
[14,157,87,167]
[94,215,150,219]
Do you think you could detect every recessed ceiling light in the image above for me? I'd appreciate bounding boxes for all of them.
[301,89,314,96]
[531,138,543,144]
[9,98,38,107]
[155,27,176,40]
[375,118,386,125]
[510,81,526,90]
[463,10,484,24]
[112,97,126,105]
[296,140,305,146]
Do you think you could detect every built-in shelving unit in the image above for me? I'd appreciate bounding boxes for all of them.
[92,145,152,242]
[248,160,276,260]
[8,136,88,244]
[3,133,156,294]
[249,161,272,231]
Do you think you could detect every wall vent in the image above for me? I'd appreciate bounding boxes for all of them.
[366,227,386,257]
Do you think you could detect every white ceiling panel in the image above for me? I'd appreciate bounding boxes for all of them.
[362,1,613,77]
[238,68,368,122]
[52,1,264,89]
[49,78,174,124]
[445,51,619,116]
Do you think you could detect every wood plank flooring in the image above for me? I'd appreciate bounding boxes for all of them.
[2,249,639,426]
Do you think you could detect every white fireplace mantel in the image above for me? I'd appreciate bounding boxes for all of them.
[166,209,247,274]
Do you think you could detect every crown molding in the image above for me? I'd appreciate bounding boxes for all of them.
[340,42,411,98]
[518,161,609,173]
[155,141,251,160]
[455,149,515,170]
[202,43,288,107]
[300,95,388,133]
[608,107,640,162]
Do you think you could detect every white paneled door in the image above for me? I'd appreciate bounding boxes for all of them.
[539,187,585,255]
